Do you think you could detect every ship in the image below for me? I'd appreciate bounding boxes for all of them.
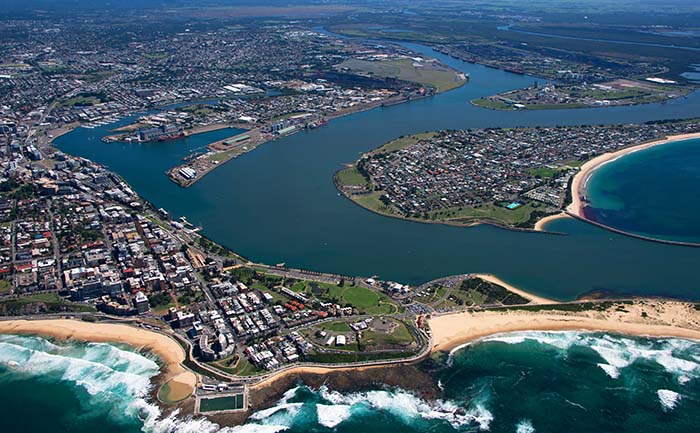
[307,119,328,129]
[155,131,185,142]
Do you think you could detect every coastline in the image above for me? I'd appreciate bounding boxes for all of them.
[428,300,700,352]
[0,319,197,400]
[167,93,431,188]
[567,132,700,217]
[533,211,570,231]
[334,172,560,234]
[470,273,557,304]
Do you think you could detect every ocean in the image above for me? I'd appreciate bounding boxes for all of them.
[585,137,700,244]
[2,332,699,433]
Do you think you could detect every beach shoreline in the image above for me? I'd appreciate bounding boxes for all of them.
[470,273,557,304]
[428,301,700,352]
[0,319,197,400]
[533,211,570,231]
[3,298,700,425]
[566,132,700,218]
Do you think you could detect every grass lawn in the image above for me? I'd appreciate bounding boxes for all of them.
[222,356,264,376]
[339,58,466,92]
[284,280,398,315]
[208,353,241,374]
[427,202,541,226]
[371,132,436,156]
[563,159,585,168]
[335,166,369,187]
[361,320,415,347]
[320,321,352,332]
[341,286,379,308]
[58,94,108,108]
[527,166,558,178]
[0,280,12,295]
[524,103,589,110]
[471,98,513,110]
[0,292,95,313]
[420,285,449,305]
[353,191,396,216]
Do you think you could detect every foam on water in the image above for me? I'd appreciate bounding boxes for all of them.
[482,331,580,351]
[316,404,352,428]
[657,389,681,411]
[319,385,493,430]
[0,335,226,433]
[249,403,303,423]
[222,426,288,433]
[461,331,700,382]
[515,419,535,433]
[4,332,700,433]
[596,363,620,379]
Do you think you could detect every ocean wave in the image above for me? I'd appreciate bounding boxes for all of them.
[481,331,581,351]
[250,403,303,420]
[319,385,493,430]
[657,389,681,411]
[316,403,352,428]
[516,419,535,433]
[0,335,225,433]
[222,426,288,433]
[457,331,700,382]
[596,363,620,379]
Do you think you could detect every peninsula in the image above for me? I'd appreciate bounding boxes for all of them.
[335,119,700,231]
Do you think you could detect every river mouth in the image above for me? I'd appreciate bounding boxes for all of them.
[53,40,700,302]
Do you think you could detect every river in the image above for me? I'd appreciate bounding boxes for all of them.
[53,42,700,301]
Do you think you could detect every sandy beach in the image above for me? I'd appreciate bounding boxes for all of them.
[0,319,196,398]
[533,211,570,231]
[429,300,700,352]
[472,273,557,304]
[567,132,700,217]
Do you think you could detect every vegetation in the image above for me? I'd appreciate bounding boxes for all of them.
[527,167,559,179]
[369,132,437,156]
[339,58,466,92]
[430,277,530,309]
[286,279,398,315]
[335,166,369,188]
[305,350,416,364]
[58,92,110,108]
[0,280,12,295]
[472,98,512,110]
[0,293,95,315]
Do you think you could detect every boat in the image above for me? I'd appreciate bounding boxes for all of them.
[156,132,185,142]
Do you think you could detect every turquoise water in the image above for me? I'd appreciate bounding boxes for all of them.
[3,333,700,432]
[585,138,700,244]
[53,42,700,301]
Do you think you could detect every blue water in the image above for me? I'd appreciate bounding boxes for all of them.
[586,138,700,244]
[4,332,699,432]
[53,42,700,301]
